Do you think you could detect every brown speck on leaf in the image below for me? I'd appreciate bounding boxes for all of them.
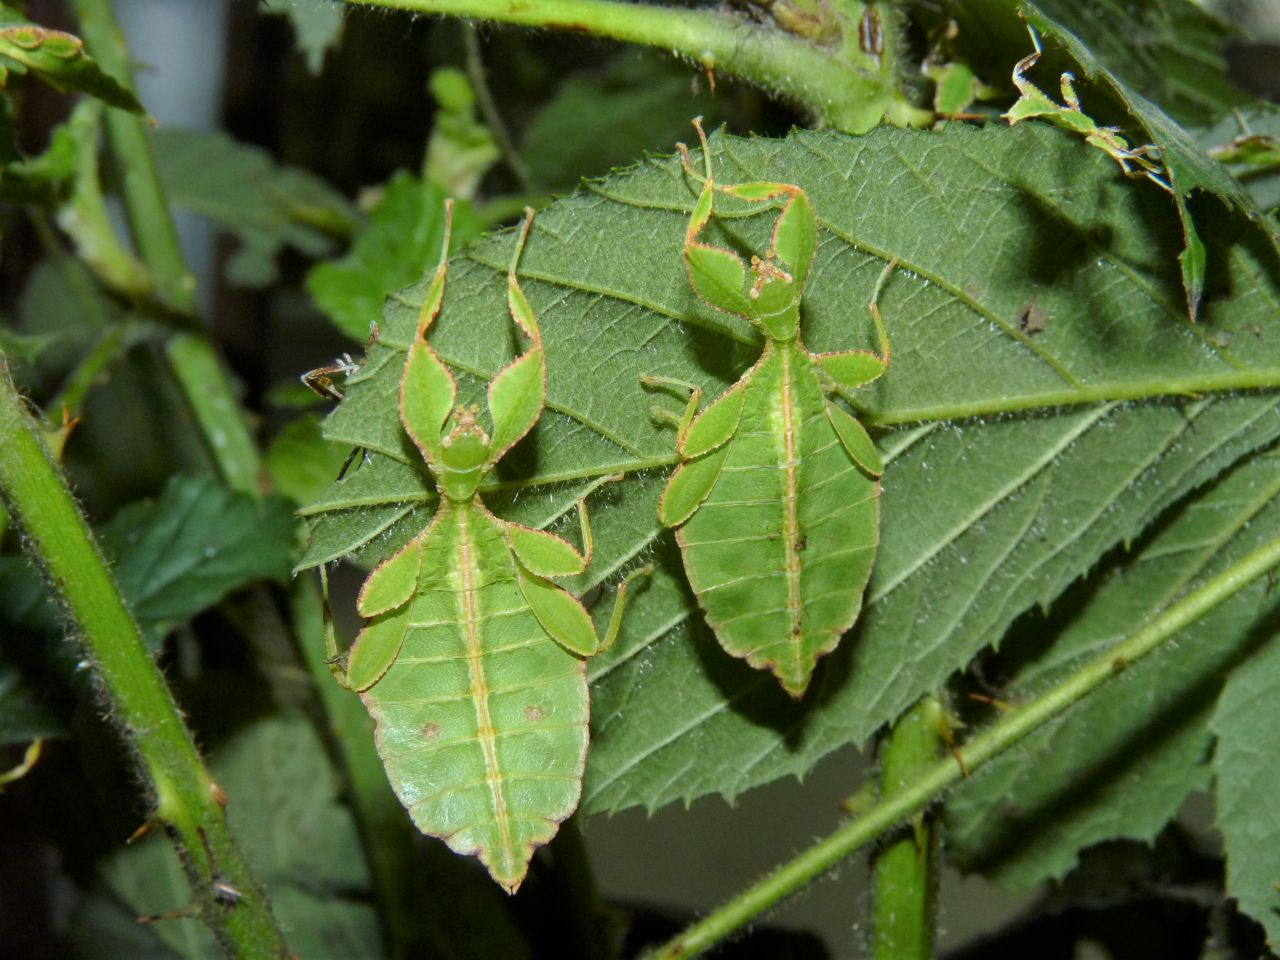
[421,722,441,741]
[795,536,808,552]
[1017,295,1047,335]
[524,705,545,723]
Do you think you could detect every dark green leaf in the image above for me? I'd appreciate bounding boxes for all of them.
[1212,590,1280,947]
[151,127,357,288]
[945,447,1280,886]
[100,475,296,644]
[0,11,143,112]
[1021,0,1248,125]
[1018,1,1275,317]
[521,55,721,190]
[302,124,1280,815]
[305,172,484,341]
[0,664,61,745]
[0,116,76,204]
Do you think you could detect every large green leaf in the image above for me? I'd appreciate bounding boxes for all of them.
[944,446,1280,886]
[70,715,381,959]
[0,475,294,675]
[1212,592,1280,948]
[151,128,357,288]
[300,124,1280,816]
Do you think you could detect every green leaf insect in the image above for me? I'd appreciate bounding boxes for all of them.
[645,119,892,698]
[1004,25,1172,194]
[330,204,647,893]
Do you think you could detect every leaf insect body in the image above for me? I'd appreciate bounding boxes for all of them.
[646,118,892,698]
[329,203,647,893]
[1004,25,1173,194]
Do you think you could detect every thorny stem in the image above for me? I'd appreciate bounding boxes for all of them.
[343,0,928,132]
[70,0,262,494]
[645,532,1280,959]
[0,364,288,959]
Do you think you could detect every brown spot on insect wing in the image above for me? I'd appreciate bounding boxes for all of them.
[421,722,441,741]
[524,705,545,723]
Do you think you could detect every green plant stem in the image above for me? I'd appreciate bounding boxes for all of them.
[288,574,419,958]
[0,364,288,959]
[645,532,1280,960]
[164,334,261,495]
[344,0,924,132]
[70,0,263,494]
[869,696,942,960]
[69,1,194,316]
[47,324,131,422]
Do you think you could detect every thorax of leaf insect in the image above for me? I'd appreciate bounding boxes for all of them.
[745,251,803,342]
[438,403,492,501]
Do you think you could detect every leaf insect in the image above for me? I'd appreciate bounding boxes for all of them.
[644,119,892,698]
[1004,24,1173,194]
[327,203,648,893]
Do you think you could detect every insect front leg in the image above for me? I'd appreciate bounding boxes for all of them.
[488,208,548,459]
[416,199,455,340]
[640,375,704,449]
[816,257,894,393]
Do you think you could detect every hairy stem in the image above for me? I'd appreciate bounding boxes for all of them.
[0,364,288,959]
[869,696,942,960]
[70,0,262,494]
[645,532,1280,959]
[343,0,924,131]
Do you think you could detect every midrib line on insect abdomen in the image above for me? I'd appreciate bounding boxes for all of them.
[777,345,803,667]
[455,507,512,859]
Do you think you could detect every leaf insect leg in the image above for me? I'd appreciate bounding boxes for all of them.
[639,374,703,444]
[318,563,354,689]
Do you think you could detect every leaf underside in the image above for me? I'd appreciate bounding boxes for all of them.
[301,123,1280,819]
[945,446,1280,888]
